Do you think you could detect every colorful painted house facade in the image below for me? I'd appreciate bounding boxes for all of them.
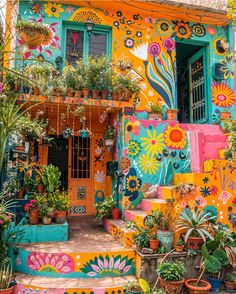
[5,0,236,227]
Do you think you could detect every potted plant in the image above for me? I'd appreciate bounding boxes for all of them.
[144,210,162,252]
[16,20,51,48]
[24,199,39,225]
[176,208,215,251]
[38,202,54,225]
[94,196,116,221]
[220,108,231,120]
[100,67,111,100]
[76,59,90,99]
[78,116,91,139]
[0,264,13,294]
[185,279,212,294]
[104,125,116,149]
[24,176,36,193]
[224,273,236,291]
[48,191,69,224]
[36,178,44,194]
[156,202,176,252]
[50,74,65,97]
[62,127,74,139]
[148,103,163,120]
[174,237,185,252]
[74,74,84,98]
[133,227,150,252]
[41,164,61,193]
[63,64,77,97]
[224,132,236,160]
[157,261,185,294]
[166,108,179,120]
[124,278,163,294]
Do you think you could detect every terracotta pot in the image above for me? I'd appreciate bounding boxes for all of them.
[67,90,74,97]
[166,109,178,120]
[0,286,13,294]
[19,31,46,48]
[149,239,160,251]
[185,279,212,294]
[17,190,24,199]
[33,87,40,95]
[36,184,44,193]
[224,279,235,291]
[28,209,39,225]
[14,84,20,92]
[112,208,120,220]
[174,245,184,252]
[159,278,185,294]
[101,89,109,100]
[148,113,162,120]
[121,90,131,102]
[55,210,67,224]
[42,216,52,225]
[112,92,120,101]
[186,236,204,251]
[91,89,100,99]
[74,90,82,98]
[220,111,231,120]
[82,88,89,99]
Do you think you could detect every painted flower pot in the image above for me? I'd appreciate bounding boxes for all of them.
[28,209,39,225]
[185,279,212,294]
[220,111,231,120]
[82,88,89,99]
[157,230,173,252]
[0,287,13,294]
[17,190,24,199]
[148,113,162,120]
[166,109,178,120]
[186,236,204,251]
[159,278,185,294]
[208,277,223,293]
[112,208,120,220]
[105,139,115,147]
[55,211,66,224]
[112,92,120,101]
[224,279,235,291]
[101,89,109,100]
[174,245,185,252]
[42,216,52,225]
[149,239,160,251]
[91,89,100,99]
[36,185,44,194]
[80,130,89,139]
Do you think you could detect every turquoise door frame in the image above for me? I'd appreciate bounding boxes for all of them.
[62,21,112,64]
[176,38,211,124]
[188,47,208,123]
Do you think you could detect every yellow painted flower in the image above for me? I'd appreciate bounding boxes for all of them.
[212,83,235,108]
[140,130,165,156]
[164,124,187,149]
[44,3,64,18]
[139,154,160,175]
[139,278,150,292]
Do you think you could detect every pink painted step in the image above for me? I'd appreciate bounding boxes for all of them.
[125,210,147,225]
[13,273,136,293]
[140,198,167,212]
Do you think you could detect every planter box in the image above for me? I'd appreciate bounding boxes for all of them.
[5,219,68,243]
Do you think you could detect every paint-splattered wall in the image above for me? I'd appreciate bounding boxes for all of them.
[17,1,235,122]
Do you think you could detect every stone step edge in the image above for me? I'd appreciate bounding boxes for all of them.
[14,272,136,290]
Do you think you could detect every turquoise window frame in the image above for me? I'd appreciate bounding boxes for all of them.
[62,21,112,64]
[175,38,211,124]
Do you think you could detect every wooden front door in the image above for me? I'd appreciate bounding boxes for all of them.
[68,135,94,216]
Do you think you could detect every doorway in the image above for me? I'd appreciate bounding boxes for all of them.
[176,41,208,123]
[48,136,68,190]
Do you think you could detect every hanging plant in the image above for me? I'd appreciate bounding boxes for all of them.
[104,125,116,150]
[78,116,91,139]
[62,127,73,139]
[16,20,52,48]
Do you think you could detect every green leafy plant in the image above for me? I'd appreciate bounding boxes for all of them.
[24,176,36,192]
[157,261,185,281]
[133,227,150,248]
[63,64,77,91]
[225,273,236,285]
[15,20,51,39]
[48,191,69,212]
[37,196,54,218]
[144,210,163,229]
[176,208,215,243]
[104,125,116,140]
[94,196,116,219]
[0,263,13,290]
[176,238,185,246]
[150,103,163,114]
[41,164,61,193]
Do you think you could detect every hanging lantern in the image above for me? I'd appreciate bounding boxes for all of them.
[62,127,73,139]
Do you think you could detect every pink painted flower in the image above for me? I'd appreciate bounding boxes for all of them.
[209,185,218,196]
[0,220,3,225]
[206,26,216,35]
[219,190,232,205]
[27,252,74,274]
[195,196,206,207]
[148,42,161,58]
[65,6,74,14]
[232,198,236,206]
[162,38,175,51]
[0,82,3,93]
[158,59,163,65]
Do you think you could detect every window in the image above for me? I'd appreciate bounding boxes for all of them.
[63,24,111,65]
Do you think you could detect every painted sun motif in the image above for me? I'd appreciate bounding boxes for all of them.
[173,21,192,39]
[127,140,141,158]
[164,125,187,149]
[212,83,235,108]
[139,154,160,175]
[44,3,64,18]
[140,130,165,156]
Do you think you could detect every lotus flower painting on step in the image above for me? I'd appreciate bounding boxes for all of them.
[80,254,134,277]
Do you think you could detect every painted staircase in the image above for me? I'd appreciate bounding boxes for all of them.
[12,217,136,294]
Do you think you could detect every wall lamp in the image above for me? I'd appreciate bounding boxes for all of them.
[85,18,94,36]
[219,39,230,52]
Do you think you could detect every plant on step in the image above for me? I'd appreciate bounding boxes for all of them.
[124,278,166,294]
[37,196,54,218]
[24,176,36,193]
[149,102,163,114]
[94,195,116,219]
[133,227,150,249]
[157,261,185,282]
[40,164,61,193]
[175,207,215,250]
[224,132,236,160]
[48,190,69,212]
[0,263,13,290]
[144,210,163,230]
